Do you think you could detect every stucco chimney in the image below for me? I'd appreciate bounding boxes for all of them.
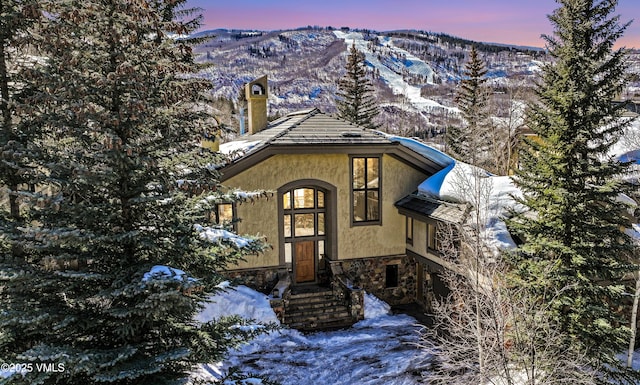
[245,75,268,134]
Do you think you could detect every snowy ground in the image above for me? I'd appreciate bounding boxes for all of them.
[194,284,432,385]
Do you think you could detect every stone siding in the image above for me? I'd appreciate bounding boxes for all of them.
[225,267,281,293]
[340,255,416,306]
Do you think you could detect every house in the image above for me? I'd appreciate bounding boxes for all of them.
[215,76,469,329]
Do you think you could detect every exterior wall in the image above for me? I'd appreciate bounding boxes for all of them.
[340,255,417,305]
[415,260,447,313]
[223,153,429,269]
[407,220,428,257]
[225,267,281,293]
[340,155,427,260]
[406,217,452,311]
[405,216,454,272]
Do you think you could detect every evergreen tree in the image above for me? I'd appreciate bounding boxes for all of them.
[0,0,43,256]
[448,46,492,167]
[509,0,637,382]
[0,1,266,384]
[336,43,380,129]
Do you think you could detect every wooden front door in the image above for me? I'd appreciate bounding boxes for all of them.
[295,241,315,283]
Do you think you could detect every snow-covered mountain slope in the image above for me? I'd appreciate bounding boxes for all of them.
[334,30,458,116]
[195,27,640,140]
[194,28,553,136]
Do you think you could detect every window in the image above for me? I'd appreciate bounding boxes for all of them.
[427,222,442,253]
[351,156,381,224]
[211,203,236,231]
[406,217,413,245]
[427,223,436,251]
[282,187,327,266]
[251,84,264,95]
[385,265,399,288]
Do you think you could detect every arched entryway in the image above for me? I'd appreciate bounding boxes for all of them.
[278,180,336,285]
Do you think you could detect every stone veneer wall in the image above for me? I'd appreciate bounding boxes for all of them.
[340,255,416,305]
[416,260,450,313]
[225,267,281,293]
[418,262,437,313]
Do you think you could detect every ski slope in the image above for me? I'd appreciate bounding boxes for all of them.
[334,30,459,116]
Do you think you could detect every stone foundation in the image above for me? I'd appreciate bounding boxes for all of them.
[340,254,416,306]
[224,255,422,308]
[225,267,281,293]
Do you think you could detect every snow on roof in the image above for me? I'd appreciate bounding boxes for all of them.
[417,154,638,253]
[418,161,523,252]
[417,162,456,198]
[219,139,262,159]
[381,134,455,167]
[193,224,252,248]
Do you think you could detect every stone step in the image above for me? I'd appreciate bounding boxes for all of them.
[286,300,344,312]
[290,290,333,300]
[287,294,337,304]
[284,308,351,322]
[280,286,357,332]
[287,317,355,332]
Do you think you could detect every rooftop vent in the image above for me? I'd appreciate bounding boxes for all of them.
[341,132,362,138]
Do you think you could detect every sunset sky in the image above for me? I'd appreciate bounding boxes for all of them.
[187,0,640,48]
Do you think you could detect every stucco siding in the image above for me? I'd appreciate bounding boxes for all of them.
[222,153,429,269]
[407,220,427,257]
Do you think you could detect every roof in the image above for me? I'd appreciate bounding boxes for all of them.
[395,193,470,225]
[221,108,390,156]
[218,108,451,181]
[266,108,392,146]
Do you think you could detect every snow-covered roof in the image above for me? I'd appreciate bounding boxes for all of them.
[381,134,455,168]
[411,148,639,253]
[395,193,470,225]
[414,160,523,253]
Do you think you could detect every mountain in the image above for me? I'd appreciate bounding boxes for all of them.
[193,27,639,141]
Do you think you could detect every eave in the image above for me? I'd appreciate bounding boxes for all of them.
[218,142,447,182]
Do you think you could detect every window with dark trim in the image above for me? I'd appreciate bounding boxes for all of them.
[282,187,327,265]
[427,222,438,253]
[406,217,413,245]
[385,264,399,288]
[351,156,381,224]
[211,203,237,231]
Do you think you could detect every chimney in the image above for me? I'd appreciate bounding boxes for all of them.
[245,75,268,134]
